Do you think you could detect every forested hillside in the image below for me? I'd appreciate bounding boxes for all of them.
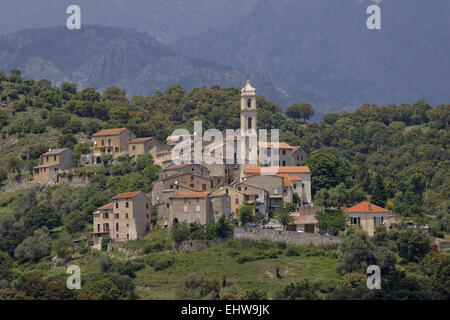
[0,70,448,300]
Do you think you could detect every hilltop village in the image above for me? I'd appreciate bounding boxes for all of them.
[29,81,396,248]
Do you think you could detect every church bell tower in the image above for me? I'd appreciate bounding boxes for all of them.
[240,80,257,135]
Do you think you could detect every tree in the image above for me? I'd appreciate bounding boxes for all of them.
[238,205,255,226]
[64,210,86,234]
[323,112,340,125]
[171,222,190,242]
[58,133,77,148]
[7,157,22,173]
[330,273,374,300]
[274,203,295,230]
[316,208,347,235]
[90,279,121,300]
[303,152,349,195]
[48,110,70,128]
[24,204,61,231]
[336,227,377,275]
[207,215,232,238]
[275,280,319,300]
[285,103,314,123]
[100,154,113,167]
[371,174,387,207]
[14,228,52,263]
[396,230,431,263]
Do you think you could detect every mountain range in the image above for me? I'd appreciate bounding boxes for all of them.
[0,0,449,117]
[0,26,294,106]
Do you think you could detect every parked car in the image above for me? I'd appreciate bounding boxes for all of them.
[263,226,274,230]
[297,229,305,233]
[248,224,262,229]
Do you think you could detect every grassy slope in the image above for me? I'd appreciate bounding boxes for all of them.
[28,229,339,300]
[133,244,338,299]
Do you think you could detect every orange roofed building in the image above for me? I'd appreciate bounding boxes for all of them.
[92,191,151,249]
[244,166,312,206]
[92,128,136,161]
[344,201,392,236]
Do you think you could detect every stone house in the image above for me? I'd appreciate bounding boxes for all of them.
[92,128,135,161]
[344,201,392,236]
[92,191,151,249]
[244,166,312,205]
[168,192,230,227]
[33,148,73,183]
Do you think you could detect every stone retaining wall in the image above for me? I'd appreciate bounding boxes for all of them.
[234,227,340,245]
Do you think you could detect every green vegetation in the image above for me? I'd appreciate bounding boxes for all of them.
[0,70,448,300]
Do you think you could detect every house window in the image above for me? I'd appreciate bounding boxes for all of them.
[54,155,57,161]
[101,139,104,146]
[146,203,149,209]
[132,145,136,150]
[351,217,361,226]
[282,150,286,155]
[293,184,296,189]
[273,188,279,195]
[103,223,109,232]
[116,223,119,231]
[103,213,109,219]
[235,198,239,205]
[282,160,286,166]
[248,117,252,130]
[127,234,129,240]
[126,213,129,219]
[196,205,201,212]
[97,224,100,232]
[115,213,119,219]
[184,205,188,213]
[116,202,119,209]
[126,202,129,208]
[202,184,207,191]
[115,147,119,153]
[166,203,169,208]
[374,216,384,226]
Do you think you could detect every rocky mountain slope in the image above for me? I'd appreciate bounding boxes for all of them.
[0,25,295,106]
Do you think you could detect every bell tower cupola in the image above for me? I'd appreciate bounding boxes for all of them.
[240,80,257,134]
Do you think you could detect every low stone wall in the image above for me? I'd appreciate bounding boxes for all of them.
[173,238,227,252]
[234,227,340,245]
[439,241,450,250]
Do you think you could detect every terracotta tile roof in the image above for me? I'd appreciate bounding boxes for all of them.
[290,176,302,181]
[344,201,390,213]
[244,166,310,175]
[33,164,59,169]
[162,164,189,171]
[170,192,209,199]
[292,214,318,225]
[129,137,153,143]
[209,192,227,197]
[292,146,301,153]
[112,191,141,200]
[42,148,70,156]
[99,202,113,210]
[161,172,211,181]
[258,142,293,149]
[93,128,127,137]
[275,174,293,187]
